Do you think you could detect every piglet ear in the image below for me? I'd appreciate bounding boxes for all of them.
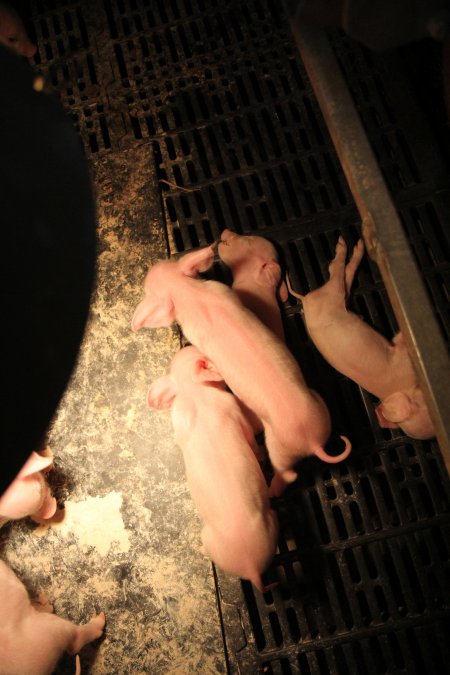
[131,296,175,330]
[257,261,281,286]
[377,392,413,426]
[177,245,215,277]
[257,262,288,301]
[147,376,177,409]
[194,358,225,384]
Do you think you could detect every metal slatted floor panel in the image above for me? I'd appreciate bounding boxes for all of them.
[30,1,450,672]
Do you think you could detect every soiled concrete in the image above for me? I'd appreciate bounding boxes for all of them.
[0,146,226,674]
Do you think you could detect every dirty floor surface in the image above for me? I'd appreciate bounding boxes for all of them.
[0,145,227,674]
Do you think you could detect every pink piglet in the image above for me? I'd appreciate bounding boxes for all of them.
[147,345,279,591]
[287,237,435,440]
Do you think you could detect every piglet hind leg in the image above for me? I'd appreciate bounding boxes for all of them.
[291,236,396,398]
[29,594,104,663]
[287,236,364,311]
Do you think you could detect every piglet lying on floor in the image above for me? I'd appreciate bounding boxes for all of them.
[0,558,105,675]
[148,346,278,591]
[287,236,435,439]
[0,449,58,527]
[218,228,288,341]
[132,245,351,496]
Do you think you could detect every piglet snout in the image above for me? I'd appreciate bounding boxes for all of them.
[0,450,58,525]
[220,228,236,244]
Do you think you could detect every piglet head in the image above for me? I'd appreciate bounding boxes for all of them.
[147,346,225,410]
[376,388,435,440]
[218,229,278,269]
[170,345,225,385]
[132,245,215,331]
[219,229,278,266]
[219,229,288,300]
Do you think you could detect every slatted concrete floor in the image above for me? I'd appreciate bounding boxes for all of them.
[1,2,450,674]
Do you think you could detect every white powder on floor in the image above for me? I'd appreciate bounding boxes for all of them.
[35,491,131,556]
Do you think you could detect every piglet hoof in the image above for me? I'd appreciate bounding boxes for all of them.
[268,484,283,499]
[268,477,284,498]
[329,236,347,272]
[32,592,54,613]
[49,506,66,524]
[198,544,209,557]
[31,503,65,526]
[261,581,279,594]
[67,612,106,655]
[89,611,106,637]
[37,495,58,520]
[269,470,297,498]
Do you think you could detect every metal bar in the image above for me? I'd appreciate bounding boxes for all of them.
[290,23,450,472]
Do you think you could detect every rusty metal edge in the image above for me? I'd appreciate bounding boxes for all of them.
[289,23,450,474]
